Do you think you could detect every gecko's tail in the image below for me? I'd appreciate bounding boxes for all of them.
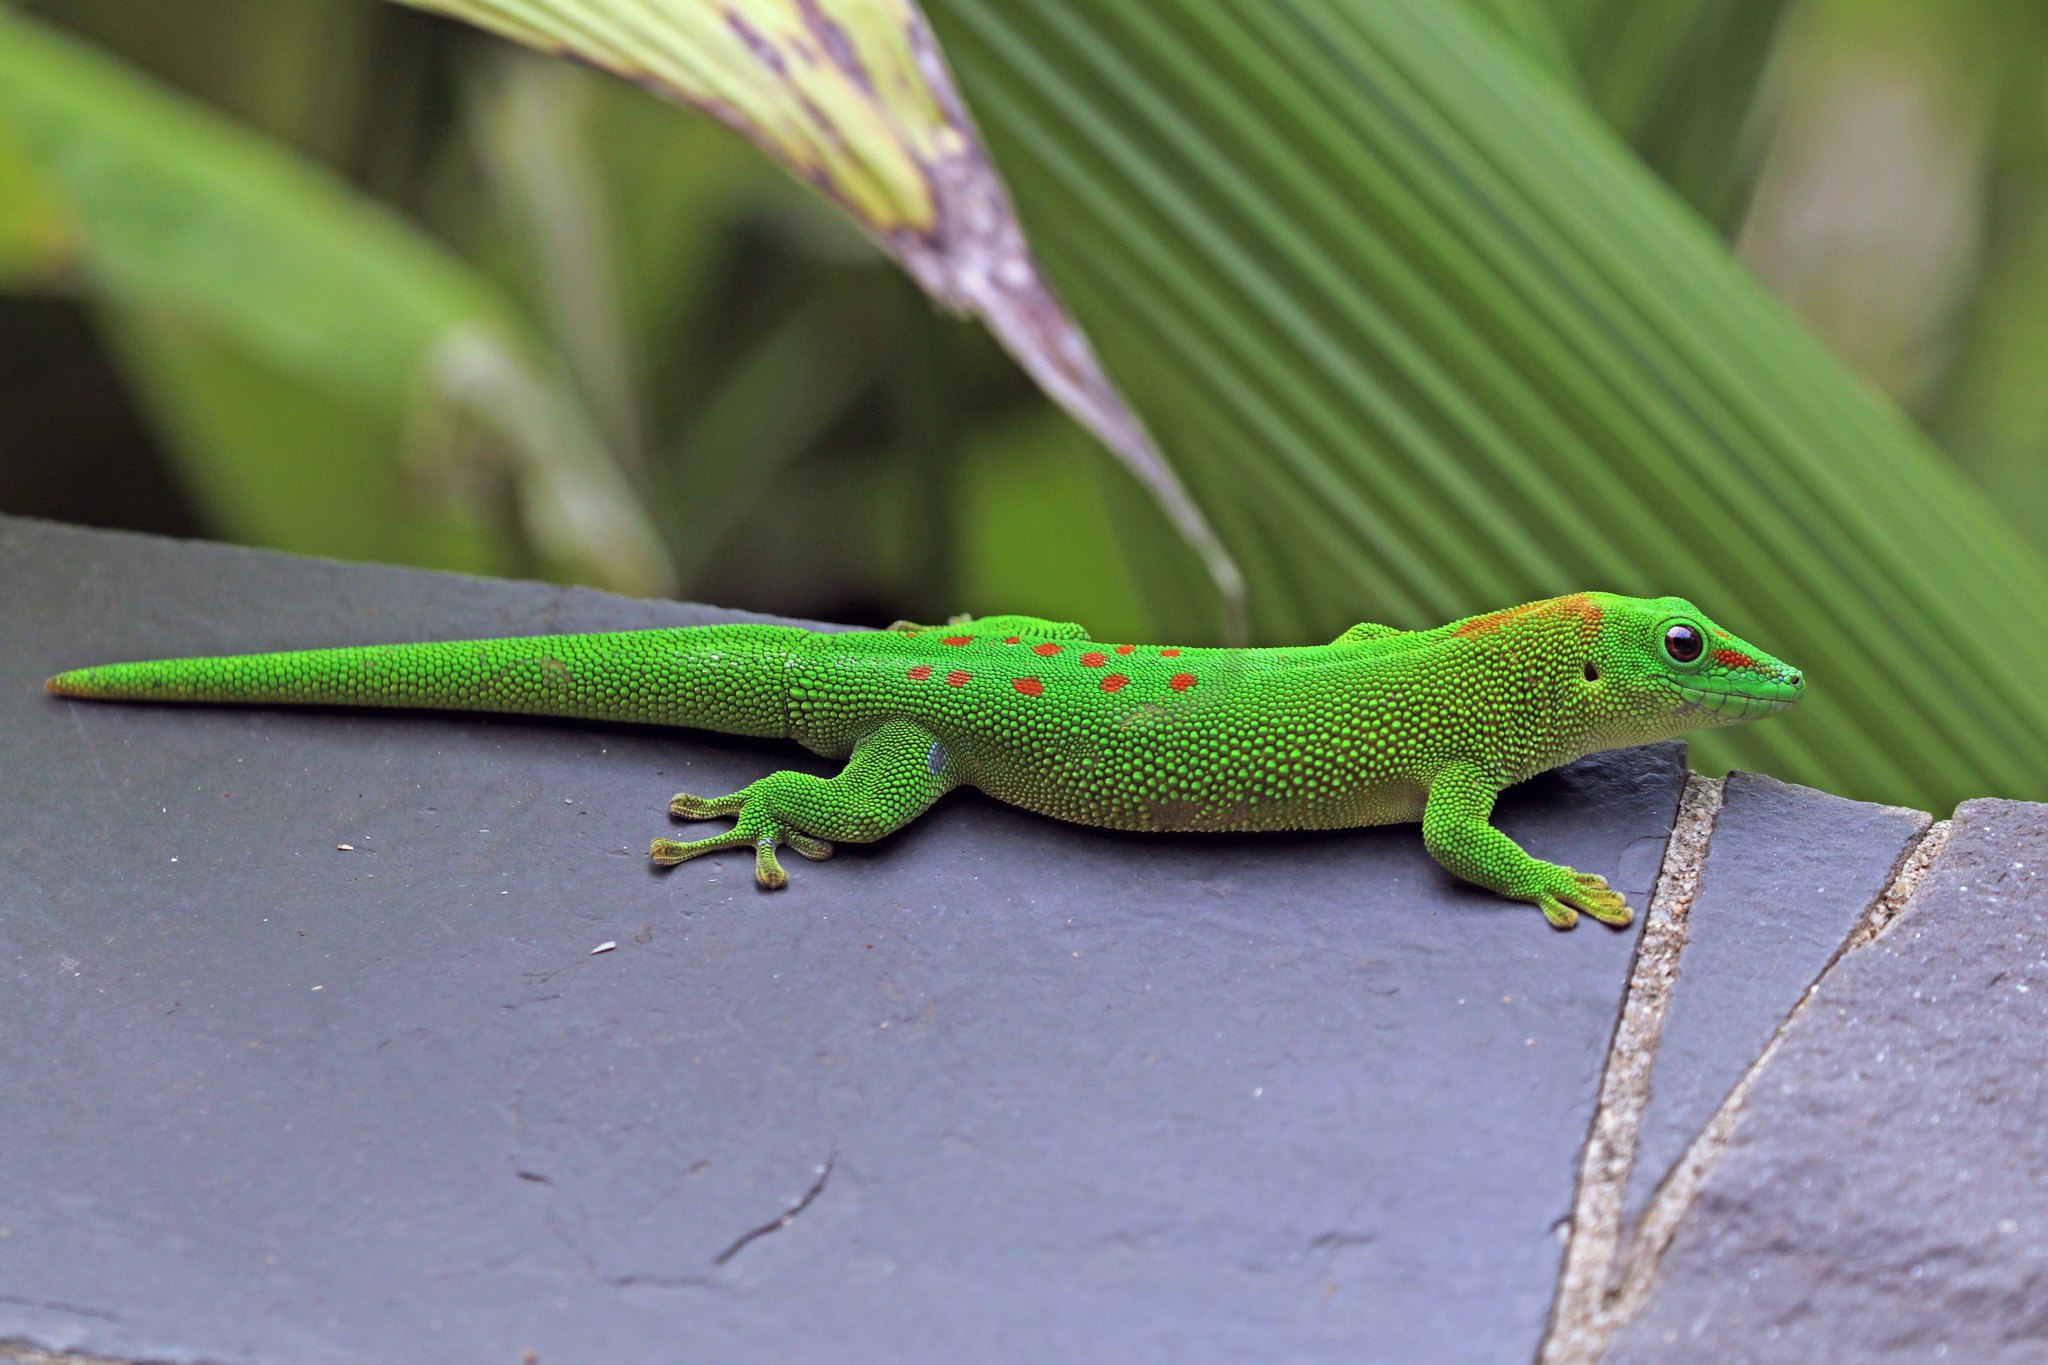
[45,625,812,739]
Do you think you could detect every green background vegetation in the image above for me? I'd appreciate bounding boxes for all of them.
[3,0,2046,811]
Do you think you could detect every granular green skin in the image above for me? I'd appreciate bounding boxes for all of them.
[46,592,1803,929]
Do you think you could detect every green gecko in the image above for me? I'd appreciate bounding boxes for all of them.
[46,592,1801,929]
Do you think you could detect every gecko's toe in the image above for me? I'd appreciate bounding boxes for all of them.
[1535,893,1581,930]
[1567,872,1633,927]
[670,791,744,820]
[651,827,751,867]
[753,838,791,889]
[785,833,835,861]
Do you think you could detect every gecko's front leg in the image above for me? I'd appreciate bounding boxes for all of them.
[652,719,957,888]
[1420,762,1632,930]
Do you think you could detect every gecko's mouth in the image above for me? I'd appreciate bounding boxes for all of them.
[1673,680,1800,720]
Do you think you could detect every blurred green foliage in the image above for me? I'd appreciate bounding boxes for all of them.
[2,0,2046,808]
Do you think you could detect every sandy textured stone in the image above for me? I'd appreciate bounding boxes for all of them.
[1621,771,1928,1225]
[1609,798,2048,1364]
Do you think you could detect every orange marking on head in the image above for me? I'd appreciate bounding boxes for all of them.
[942,635,971,646]
[1169,673,1197,692]
[1100,673,1129,693]
[907,665,933,681]
[1032,642,1062,657]
[1080,651,1107,668]
[1013,677,1043,697]
[945,670,970,687]
[1713,648,1755,669]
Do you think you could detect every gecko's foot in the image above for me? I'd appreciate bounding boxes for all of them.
[651,828,804,889]
[651,786,835,888]
[1534,870,1633,931]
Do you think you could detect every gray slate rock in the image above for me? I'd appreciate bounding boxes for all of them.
[1609,798,2048,1364]
[1622,771,1929,1226]
[0,518,1681,1365]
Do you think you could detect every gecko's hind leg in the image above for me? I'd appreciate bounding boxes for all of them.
[651,720,957,889]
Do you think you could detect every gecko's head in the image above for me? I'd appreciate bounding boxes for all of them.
[1582,594,1805,743]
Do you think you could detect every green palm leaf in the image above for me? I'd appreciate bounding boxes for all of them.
[918,0,2047,808]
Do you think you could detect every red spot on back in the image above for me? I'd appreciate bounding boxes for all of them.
[1114,645,1136,656]
[942,636,971,647]
[945,670,971,687]
[1160,648,1181,658]
[1013,677,1043,697]
[1032,642,1062,656]
[1100,673,1129,693]
[1713,648,1756,669]
[907,665,932,681]
[1169,673,1197,692]
[1080,651,1107,668]
[1004,636,1021,645]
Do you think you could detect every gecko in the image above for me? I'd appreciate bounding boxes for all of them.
[46,592,1802,929]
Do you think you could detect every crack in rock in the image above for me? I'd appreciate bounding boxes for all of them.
[1541,773,1723,1365]
[1,1340,237,1365]
[1541,795,1953,1364]
[711,1155,836,1268]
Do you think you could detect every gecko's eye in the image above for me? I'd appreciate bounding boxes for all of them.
[1664,624,1703,663]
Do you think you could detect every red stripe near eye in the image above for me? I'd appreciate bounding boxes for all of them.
[1713,648,1755,669]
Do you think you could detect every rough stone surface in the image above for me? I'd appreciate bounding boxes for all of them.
[0,519,1683,1365]
[1621,772,1929,1225]
[1608,798,2048,1364]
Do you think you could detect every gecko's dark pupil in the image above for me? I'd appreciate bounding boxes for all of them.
[1664,625,1703,663]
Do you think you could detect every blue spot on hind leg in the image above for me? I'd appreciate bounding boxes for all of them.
[926,741,948,775]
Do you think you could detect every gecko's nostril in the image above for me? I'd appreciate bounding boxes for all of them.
[1788,673,1803,687]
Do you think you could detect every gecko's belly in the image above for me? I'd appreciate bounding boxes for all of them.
[971,760,1427,834]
